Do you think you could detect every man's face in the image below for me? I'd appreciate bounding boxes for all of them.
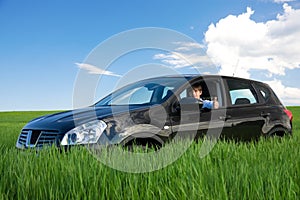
[192,87,202,99]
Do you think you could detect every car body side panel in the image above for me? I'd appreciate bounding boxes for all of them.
[259,105,292,135]
[224,105,266,140]
[100,105,173,145]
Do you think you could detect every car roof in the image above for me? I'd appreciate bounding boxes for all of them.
[150,74,265,84]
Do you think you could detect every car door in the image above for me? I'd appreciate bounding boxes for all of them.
[223,78,266,141]
[169,77,231,141]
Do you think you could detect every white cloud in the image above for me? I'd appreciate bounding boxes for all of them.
[75,63,121,77]
[205,4,300,78]
[274,0,295,3]
[265,79,300,105]
[173,41,205,51]
[153,42,213,69]
[153,53,190,68]
[153,52,212,69]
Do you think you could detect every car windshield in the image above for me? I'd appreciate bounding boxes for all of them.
[95,77,188,106]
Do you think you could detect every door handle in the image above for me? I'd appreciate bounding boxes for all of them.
[260,112,270,118]
[219,115,231,121]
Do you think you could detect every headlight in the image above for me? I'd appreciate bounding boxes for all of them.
[61,120,107,145]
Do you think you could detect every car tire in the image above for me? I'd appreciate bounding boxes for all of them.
[267,126,291,138]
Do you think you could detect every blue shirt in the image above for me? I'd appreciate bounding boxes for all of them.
[200,99,214,109]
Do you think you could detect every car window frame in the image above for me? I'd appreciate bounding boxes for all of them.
[252,81,272,105]
[224,77,261,108]
[167,76,227,109]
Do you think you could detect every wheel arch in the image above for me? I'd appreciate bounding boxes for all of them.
[121,132,165,149]
[266,125,292,137]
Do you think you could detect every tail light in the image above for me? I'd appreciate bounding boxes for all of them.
[284,109,293,121]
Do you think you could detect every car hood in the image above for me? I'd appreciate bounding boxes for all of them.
[23,105,149,133]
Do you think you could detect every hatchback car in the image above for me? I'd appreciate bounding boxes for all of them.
[16,75,293,150]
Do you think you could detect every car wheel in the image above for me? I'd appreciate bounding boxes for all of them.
[267,127,291,138]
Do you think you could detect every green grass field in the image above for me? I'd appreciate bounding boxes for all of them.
[0,107,299,199]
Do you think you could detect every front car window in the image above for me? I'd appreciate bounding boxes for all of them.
[109,86,153,105]
[95,77,187,106]
[178,78,225,108]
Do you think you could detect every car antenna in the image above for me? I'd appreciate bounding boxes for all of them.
[232,59,239,77]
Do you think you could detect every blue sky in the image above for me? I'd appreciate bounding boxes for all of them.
[0,0,299,111]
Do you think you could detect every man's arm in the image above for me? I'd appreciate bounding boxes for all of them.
[202,98,219,109]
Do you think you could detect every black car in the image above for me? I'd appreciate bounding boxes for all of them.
[16,75,293,149]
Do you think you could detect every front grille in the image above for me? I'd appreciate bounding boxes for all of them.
[36,131,59,147]
[17,129,60,148]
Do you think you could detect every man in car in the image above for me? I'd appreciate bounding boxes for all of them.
[190,83,219,109]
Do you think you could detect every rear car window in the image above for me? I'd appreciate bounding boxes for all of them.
[255,83,271,102]
[226,79,258,105]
